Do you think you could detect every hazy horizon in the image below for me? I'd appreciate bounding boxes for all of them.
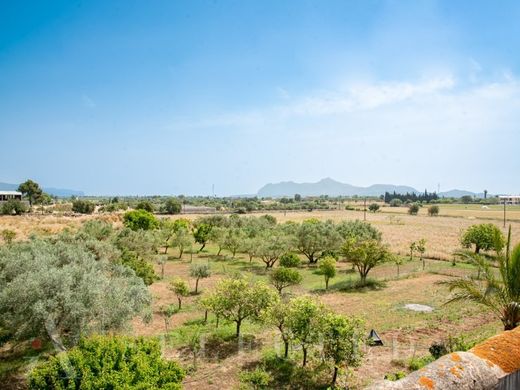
[1,1,519,196]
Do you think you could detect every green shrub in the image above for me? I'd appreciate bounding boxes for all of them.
[239,367,272,389]
[279,252,301,268]
[1,199,27,215]
[123,210,158,231]
[427,205,439,216]
[389,199,402,207]
[72,199,95,214]
[120,250,157,285]
[384,371,406,381]
[136,200,154,212]
[407,355,435,371]
[28,335,185,389]
[408,203,420,215]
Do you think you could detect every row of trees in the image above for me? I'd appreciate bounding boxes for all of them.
[201,277,364,386]
[121,211,393,286]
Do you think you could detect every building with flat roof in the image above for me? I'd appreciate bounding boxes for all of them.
[499,195,520,205]
[0,191,22,202]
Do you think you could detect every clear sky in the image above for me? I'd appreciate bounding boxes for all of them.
[1,0,519,196]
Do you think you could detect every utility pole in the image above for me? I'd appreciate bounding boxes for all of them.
[364,197,367,221]
[503,198,506,228]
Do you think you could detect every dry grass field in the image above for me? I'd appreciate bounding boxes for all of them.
[0,204,515,388]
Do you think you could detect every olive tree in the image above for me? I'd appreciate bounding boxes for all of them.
[294,220,340,264]
[204,278,277,337]
[256,229,291,269]
[0,239,151,350]
[190,263,211,294]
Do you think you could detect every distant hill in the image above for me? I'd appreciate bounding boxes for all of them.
[257,178,482,198]
[0,182,84,197]
[257,178,419,198]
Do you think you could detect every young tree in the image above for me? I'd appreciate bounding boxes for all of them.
[223,227,245,258]
[160,304,178,333]
[28,335,185,389]
[368,203,380,213]
[286,296,325,366]
[444,227,520,330]
[170,278,190,309]
[395,256,404,277]
[461,223,505,254]
[209,226,226,256]
[409,241,417,261]
[241,236,261,262]
[1,229,16,245]
[269,267,302,294]
[318,256,337,290]
[17,179,42,207]
[204,278,277,337]
[322,313,364,387]
[123,210,159,231]
[158,219,177,254]
[171,226,193,258]
[341,238,392,285]
[416,238,427,270]
[193,223,212,251]
[428,205,440,216]
[190,263,211,294]
[263,299,292,358]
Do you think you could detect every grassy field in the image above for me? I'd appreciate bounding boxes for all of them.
[0,204,513,389]
[131,245,501,389]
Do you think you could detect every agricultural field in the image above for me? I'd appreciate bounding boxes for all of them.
[0,203,512,389]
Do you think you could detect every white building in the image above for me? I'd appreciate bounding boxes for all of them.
[499,195,520,205]
[0,191,22,203]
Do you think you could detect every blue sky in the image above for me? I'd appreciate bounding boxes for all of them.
[1,0,519,195]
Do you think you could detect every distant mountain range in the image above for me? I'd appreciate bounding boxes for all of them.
[257,178,482,198]
[0,182,84,197]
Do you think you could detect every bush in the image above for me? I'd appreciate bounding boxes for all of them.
[72,199,95,214]
[368,203,380,213]
[163,198,181,214]
[1,199,27,215]
[119,250,157,285]
[408,203,420,215]
[123,210,158,231]
[279,252,301,268]
[389,199,402,207]
[384,371,406,381]
[408,355,435,371]
[136,200,154,213]
[28,335,185,389]
[427,205,439,216]
[239,367,272,389]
